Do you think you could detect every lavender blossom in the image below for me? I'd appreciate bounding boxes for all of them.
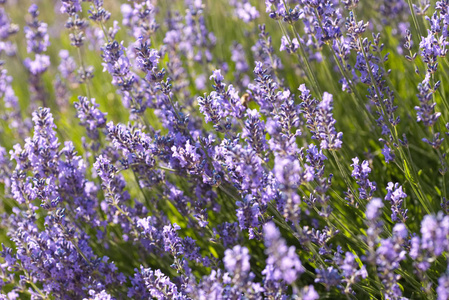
[223,245,251,275]
[60,0,82,15]
[315,266,341,291]
[231,0,259,23]
[24,4,50,54]
[141,268,187,299]
[280,36,299,53]
[376,223,408,299]
[349,157,377,201]
[235,195,260,231]
[94,155,129,205]
[0,1,449,299]
[339,252,368,294]
[74,96,107,141]
[0,6,18,56]
[299,85,343,150]
[23,54,50,76]
[437,274,449,300]
[385,182,408,223]
[299,285,320,300]
[263,222,304,285]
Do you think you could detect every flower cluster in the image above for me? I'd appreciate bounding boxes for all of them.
[0,1,449,299]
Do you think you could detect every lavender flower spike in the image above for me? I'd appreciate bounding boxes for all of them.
[262,222,304,285]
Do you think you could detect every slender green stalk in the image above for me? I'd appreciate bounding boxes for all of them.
[406,0,424,38]
[76,47,91,98]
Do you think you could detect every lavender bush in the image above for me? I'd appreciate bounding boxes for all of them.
[0,0,449,299]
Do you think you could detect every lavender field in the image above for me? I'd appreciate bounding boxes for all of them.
[1,0,449,299]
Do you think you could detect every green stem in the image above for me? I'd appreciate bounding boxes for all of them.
[406,0,424,38]
[76,47,91,98]
[27,280,49,300]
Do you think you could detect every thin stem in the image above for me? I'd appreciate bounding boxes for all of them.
[76,47,91,98]
[331,150,365,209]
[27,280,49,300]
[406,0,424,38]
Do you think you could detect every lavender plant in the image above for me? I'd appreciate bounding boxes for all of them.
[0,0,449,299]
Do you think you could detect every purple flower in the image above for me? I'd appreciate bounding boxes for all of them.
[171,140,202,171]
[0,7,18,46]
[350,157,377,201]
[74,96,107,140]
[385,182,408,222]
[24,4,50,54]
[223,245,251,274]
[265,0,286,16]
[243,109,267,154]
[274,155,313,191]
[340,252,367,293]
[437,274,449,300]
[230,42,249,79]
[198,92,225,129]
[94,155,129,205]
[24,54,50,75]
[141,268,187,299]
[420,214,449,257]
[315,267,341,291]
[382,145,395,163]
[60,0,82,15]
[376,231,407,298]
[366,197,384,221]
[280,36,299,53]
[254,61,264,74]
[58,50,78,88]
[85,290,114,300]
[415,78,441,127]
[236,195,260,230]
[136,43,160,73]
[262,222,303,284]
[299,285,319,300]
[233,1,259,22]
[317,92,343,150]
[210,69,224,83]
[299,85,343,150]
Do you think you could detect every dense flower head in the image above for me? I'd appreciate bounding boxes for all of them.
[385,182,408,222]
[375,223,408,298]
[299,85,343,150]
[223,245,251,274]
[24,54,50,75]
[0,7,18,46]
[60,0,82,15]
[339,252,367,293]
[141,268,187,299]
[74,96,107,140]
[24,4,50,54]
[229,0,259,23]
[263,222,304,284]
[350,157,376,201]
[366,197,384,221]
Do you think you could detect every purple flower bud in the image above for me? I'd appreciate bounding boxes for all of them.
[437,274,449,300]
[366,198,384,221]
[299,285,319,300]
[280,36,299,53]
[233,1,259,23]
[210,69,224,83]
[385,182,408,222]
[382,145,395,163]
[263,222,303,284]
[24,54,50,75]
[223,245,251,274]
